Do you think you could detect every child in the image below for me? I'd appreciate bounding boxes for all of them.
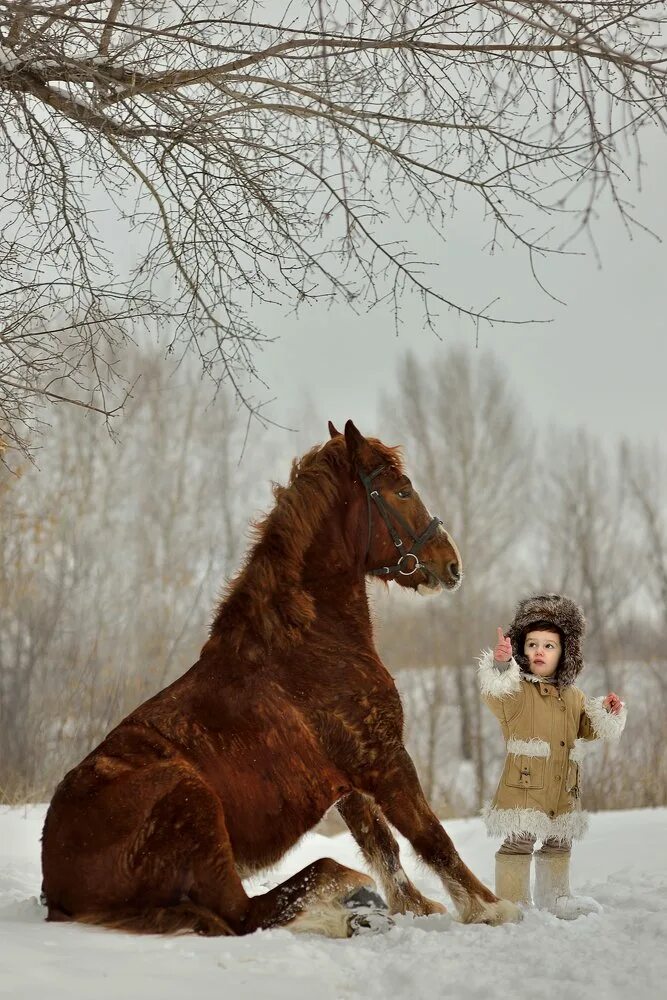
[478,594,626,919]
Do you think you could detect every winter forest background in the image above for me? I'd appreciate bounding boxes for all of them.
[2,341,665,818]
[2,1,667,831]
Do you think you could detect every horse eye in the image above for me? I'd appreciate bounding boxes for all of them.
[396,488,412,499]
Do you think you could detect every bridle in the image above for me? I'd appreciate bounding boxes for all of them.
[358,464,444,578]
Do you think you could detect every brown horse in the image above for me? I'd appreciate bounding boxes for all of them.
[41,420,519,937]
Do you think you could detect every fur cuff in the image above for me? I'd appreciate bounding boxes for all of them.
[507,737,550,758]
[481,804,589,843]
[584,696,627,741]
[477,649,522,699]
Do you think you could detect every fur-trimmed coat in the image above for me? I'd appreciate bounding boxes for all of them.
[478,650,627,842]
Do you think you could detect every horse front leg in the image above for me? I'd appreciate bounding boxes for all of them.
[365,750,521,925]
[336,790,446,916]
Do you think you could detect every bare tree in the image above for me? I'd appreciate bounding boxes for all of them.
[380,346,534,809]
[0,345,275,801]
[618,439,667,801]
[2,2,667,456]
[536,429,639,691]
[622,440,667,626]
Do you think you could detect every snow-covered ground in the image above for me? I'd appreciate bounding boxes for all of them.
[2,806,665,1000]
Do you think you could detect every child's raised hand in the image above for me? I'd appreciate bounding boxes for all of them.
[603,692,624,715]
[494,627,513,663]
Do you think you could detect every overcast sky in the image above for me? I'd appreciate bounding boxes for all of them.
[68,116,667,463]
[251,126,666,454]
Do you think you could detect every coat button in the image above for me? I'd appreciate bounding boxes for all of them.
[549,810,555,817]
[555,775,561,780]
[560,740,565,747]
[560,705,566,712]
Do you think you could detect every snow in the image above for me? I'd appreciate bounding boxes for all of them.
[2,806,666,1000]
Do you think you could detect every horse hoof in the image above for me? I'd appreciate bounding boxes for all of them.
[343,887,388,911]
[347,909,394,936]
[484,898,523,925]
[344,887,394,936]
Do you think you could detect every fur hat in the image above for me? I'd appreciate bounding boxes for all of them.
[506,594,586,687]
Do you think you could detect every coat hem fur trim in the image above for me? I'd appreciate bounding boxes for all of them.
[584,696,627,740]
[477,649,521,698]
[481,804,589,843]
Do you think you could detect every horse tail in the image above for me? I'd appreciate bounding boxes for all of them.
[47,901,236,936]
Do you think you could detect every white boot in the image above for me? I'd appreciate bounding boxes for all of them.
[533,853,602,920]
[495,853,532,906]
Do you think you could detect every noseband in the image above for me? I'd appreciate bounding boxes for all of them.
[358,465,444,578]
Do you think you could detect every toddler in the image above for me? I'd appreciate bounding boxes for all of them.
[478,594,626,919]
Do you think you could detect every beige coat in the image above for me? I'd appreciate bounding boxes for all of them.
[478,650,627,842]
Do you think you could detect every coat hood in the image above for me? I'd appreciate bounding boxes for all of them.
[506,594,585,687]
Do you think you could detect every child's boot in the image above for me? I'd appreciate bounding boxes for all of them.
[533,852,602,919]
[494,852,532,906]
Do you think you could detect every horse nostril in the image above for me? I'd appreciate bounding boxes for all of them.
[449,562,460,580]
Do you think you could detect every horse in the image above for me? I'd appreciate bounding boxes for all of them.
[41,420,519,937]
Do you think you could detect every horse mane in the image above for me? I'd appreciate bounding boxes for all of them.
[210,435,403,657]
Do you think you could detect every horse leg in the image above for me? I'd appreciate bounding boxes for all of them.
[337,791,446,916]
[127,777,381,937]
[47,772,250,936]
[114,775,387,938]
[243,857,392,937]
[365,750,521,924]
[46,770,390,938]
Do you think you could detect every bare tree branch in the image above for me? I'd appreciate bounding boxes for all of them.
[2,1,666,456]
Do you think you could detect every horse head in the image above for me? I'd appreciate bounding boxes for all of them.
[330,420,462,595]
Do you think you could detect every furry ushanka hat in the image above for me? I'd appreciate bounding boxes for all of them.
[506,594,586,688]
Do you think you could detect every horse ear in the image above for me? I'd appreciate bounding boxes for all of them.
[327,420,341,439]
[344,420,374,470]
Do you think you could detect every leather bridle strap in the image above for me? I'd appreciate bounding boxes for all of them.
[358,465,443,577]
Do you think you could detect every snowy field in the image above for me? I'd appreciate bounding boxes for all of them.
[1,806,666,1000]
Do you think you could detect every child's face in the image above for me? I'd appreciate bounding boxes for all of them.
[524,630,561,678]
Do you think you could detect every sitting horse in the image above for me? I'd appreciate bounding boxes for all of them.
[41,421,519,936]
